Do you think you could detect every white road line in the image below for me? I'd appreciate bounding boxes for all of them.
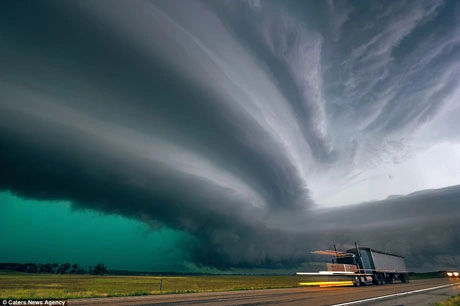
[331,282,460,306]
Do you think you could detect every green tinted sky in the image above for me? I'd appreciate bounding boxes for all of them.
[0,192,193,272]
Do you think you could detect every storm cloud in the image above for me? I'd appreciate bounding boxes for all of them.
[1,0,460,271]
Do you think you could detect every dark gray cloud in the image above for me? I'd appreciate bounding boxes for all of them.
[308,186,460,271]
[1,0,460,271]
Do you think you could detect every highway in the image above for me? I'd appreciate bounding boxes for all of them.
[68,278,460,306]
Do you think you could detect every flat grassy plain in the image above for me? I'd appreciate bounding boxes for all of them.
[0,270,448,300]
[0,272,301,299]
[435,295,460,306]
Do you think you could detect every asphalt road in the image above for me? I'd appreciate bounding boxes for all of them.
[68,278,460,306]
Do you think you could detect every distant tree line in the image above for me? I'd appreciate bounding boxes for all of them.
[0,262,107,275]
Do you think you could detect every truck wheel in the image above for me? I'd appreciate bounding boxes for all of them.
[354,277,360,287]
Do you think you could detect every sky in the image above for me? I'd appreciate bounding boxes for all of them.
[1,0,460,272]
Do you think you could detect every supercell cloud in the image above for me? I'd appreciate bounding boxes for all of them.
[1,0,460,271]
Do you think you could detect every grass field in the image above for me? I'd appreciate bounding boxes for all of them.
[0,271,448,300]
[435,294,460,306]
[0,272,301,299]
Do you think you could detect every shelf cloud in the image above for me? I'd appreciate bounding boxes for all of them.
[1,0,459,271]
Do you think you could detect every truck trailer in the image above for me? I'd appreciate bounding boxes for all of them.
[297,243,409,287]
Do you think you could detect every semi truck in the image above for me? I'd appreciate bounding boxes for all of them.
[297,243,409,287]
